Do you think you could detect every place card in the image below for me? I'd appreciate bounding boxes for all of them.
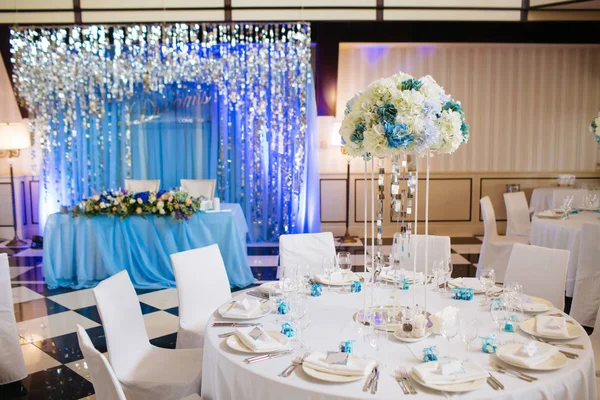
[325,351,349,365]
[249,327,264,341]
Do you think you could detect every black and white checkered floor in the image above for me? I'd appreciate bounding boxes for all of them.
[1,236,482,400]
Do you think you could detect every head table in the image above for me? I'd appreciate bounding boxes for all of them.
[530,212,600,297]
[201,283,596,400]
[42,203,255,290]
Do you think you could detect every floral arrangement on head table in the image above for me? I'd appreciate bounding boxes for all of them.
[72,189,205,221]
[339,72,469,159]
[591,112,600,145]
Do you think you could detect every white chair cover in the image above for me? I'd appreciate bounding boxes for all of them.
[125,179,160,193]
[93,270,203,400]
[591,305,600,377]
[392,234,451,273]
[478,196,528,283]
[171,244,231,349]
[76,324,127,400]
[570,223,600,327]
[504,243,570,311]
[0,253,27,385]
[503,192,531,237]
[279,232,336,272]
[181,179,216,200]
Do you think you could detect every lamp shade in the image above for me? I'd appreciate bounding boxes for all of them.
[0,123,30,150]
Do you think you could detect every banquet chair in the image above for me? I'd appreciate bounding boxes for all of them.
[181,179,216,200]
[477,196,528,283]
[279,232,336,274]
[391,234,451,273]
[125,179,160,193]
[76,325,203,400]
[570,223,600,327]
[93,270,203,400]
[504,243,569,312]
[0,253,27,386]
[171,244,231,349]
[503,191,531,237]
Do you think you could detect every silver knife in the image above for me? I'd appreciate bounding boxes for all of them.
[362,367,376,392]
[371,367,379,394]
[212,322,261,327]
[244,350,292,364]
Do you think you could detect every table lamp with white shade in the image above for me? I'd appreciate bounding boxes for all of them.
[0,122,31,247]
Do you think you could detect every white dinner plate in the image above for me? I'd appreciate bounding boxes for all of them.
[302,364,365,383]
[392,328,431,343]
[535,212,562,219]
[519,317,584,340]
[448,278,485,294]
[217,300,271,320]
[522,296,553,313]
[226,330,289,354]
[380,271,430,285]
[410,370,487,393]
[315,272,358,286]
[496,343,568,371]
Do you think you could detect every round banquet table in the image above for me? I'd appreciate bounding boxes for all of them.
[201,283,597,400]
[530,212,600,297]
[529,187,600,213]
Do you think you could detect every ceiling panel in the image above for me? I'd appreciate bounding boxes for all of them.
[385,9,520,20]
[529,10,600,19]
[83,9,224,22]
[81,0,224,8]
[545,0,600,8]
[385,0,521,7]
[232,8,376,20]
[0,11,74,23]
[232,0,375,6]
[0,0,72,10]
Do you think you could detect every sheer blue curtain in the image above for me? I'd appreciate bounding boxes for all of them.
[39,81,320,242]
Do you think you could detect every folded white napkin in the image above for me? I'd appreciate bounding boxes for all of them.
[500,342,558,368]
[303,352,376,377]
[234,326,282,352]
[535,315,569,338]
[257,282,281,295]
[224,298,261,318]
[430,306,459,334]
[450,278,484,291]
[537,210,560,218]
[413,361,488,385]
[521,296,551,312]
[316,271,354,284]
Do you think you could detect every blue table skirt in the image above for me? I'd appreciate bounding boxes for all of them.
[42,209,255,290]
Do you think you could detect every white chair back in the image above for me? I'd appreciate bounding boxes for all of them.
[181,179,216,200]
[125,179,160,193]
[76,325,126,400]
[504,243,569,311]
[503,192,531,237]
[279,232,336,270]
[570,223,600,327]
[171,244,231,349]
[92,270,151,378]
[480,196,499,240]
[392,234,451,273]
[0,253,27,385]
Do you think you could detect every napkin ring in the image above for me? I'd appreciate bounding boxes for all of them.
[482,335,497,354]
[423,346,438,362]
[277,301,288,315]
[452,287,474,301]
[350,281,362,293]
[281,322,295,338]
[311,283,323,297]
[339,340,355,354]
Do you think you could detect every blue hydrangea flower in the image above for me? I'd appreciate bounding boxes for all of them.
[156,189,167,198]
[350,122,366,144]
[401,78,423,91]
[376,104,397,124]
[443,100,464,115]
[134,191,150,203]
[460,120,470,143]
[384,123,414,149]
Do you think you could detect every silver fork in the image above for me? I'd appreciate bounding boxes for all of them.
[400,368,417,395]
[278,352,309,377]
[394,370,410,394]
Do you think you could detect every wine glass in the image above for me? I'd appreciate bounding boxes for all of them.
[459,317,479,353]
[282,264,298,297]
[441,313,459,358]
[490,297,507,332]
[296,262,311,294]
[322,256,337,291]
[289,294,310,351]
[367,309,387,363]
[479,268,496,306]
[269,281,284,322]
[356,309,374,357]
[443,258,454,294]
[432,260,444,292]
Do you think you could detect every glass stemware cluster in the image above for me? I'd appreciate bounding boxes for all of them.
[433,258,453,294]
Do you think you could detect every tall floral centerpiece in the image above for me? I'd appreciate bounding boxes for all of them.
[591,112,600,145]
[339,71,469,320]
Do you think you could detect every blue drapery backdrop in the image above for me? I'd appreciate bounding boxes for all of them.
[39,81,320,242]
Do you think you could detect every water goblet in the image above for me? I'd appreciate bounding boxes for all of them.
[337,251,352,280]
[458,317,479,353]
[322,256,337,291]
[490,297,507,333]
[479,268,496,306]
[441,313,459,358]
[432,260,444,293]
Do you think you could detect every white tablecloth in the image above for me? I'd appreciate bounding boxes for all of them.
[530,188,600,213]
[201,283,596,400]
[530,212,600,297]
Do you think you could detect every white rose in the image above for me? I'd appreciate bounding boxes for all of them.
[159,209,166,215]
[156,201,164,209]
[129,199,135,204]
